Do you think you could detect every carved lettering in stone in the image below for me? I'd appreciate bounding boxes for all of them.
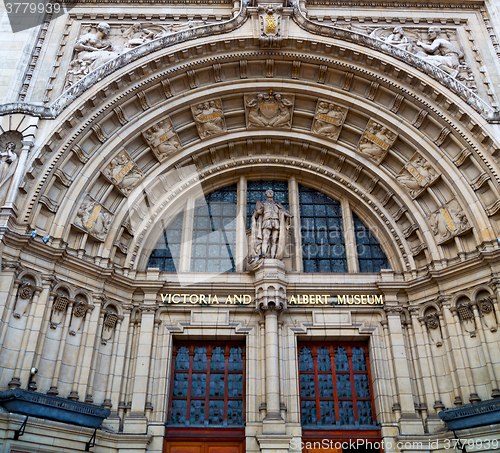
[73,195,113,241]
[102,150,143,196]
[357,119,397,164]
[244,91,294,129]
[428,199,470,244]
[259,5,282,48]
[142,117,181,162]
[396,153,438,198]
[311,100,348,141]
[191,99,227,139]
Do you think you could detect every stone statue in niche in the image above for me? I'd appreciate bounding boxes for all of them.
[396,153,438,198]
[457,303,476,337]
[191,99,227,138]
[478,297,498,332]
[425,313,443,347]
[50,296,70,329]
[101,312,118,345]
[245,91,294,129]
[248,189,291,270]
[69,302,87,336]
[13,281,34,319]
[73,195,113,241]
[102,150,143,196]
[311,101,348,141]
[428,200,469,243]
[416,27,463,78]
[142,117,182,161]
[356,119,397,164]
[0,141,18,206]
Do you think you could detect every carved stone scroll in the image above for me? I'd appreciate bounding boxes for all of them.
[142,117,182,162]
[244,91,294,129]
[428,200,470,244]
[102,150,143,196]
[356,119,397,164]
[191,98,227,139]
[73,195,113,241]
[396,152,438,198]
[311,100,348,141]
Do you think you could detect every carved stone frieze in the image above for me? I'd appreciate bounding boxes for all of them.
[73,195,113,241]
[311,100,348,141]
[396,153,438,198]
[142,117,182,161]
[428,200,470,244]
[244,91,294,129]
[356,119,397,164]
[191,98,227,139]
[101,150,143,196]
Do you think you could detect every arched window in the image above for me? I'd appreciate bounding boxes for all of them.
[146,212,183,271]
[353,213,390,273]
[298,343,376,427]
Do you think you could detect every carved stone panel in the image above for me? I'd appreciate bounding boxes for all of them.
[101,150,143,196]
[356,119,397,164]
[73,195,113,241]
[428,199,470,244]
[244,91,294,129]
[311,100,348,141]
[396,153,439,198]
[259,5,282,47]
[142,117,182,162]
[191,99,227,139]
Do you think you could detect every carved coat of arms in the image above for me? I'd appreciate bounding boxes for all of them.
[396,153,438,198]
[259,6,282,47]
[101,150,143,196]
[191,99,227,139]
[357,119,397,164]
[244,91,294,129]
[73,195,113,241]
[142,117,182,161]
[311,100,348,141]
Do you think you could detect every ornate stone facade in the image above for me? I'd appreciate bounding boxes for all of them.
[1,0,500,452]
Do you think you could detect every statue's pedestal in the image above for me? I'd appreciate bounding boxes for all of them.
[253,259,287,311]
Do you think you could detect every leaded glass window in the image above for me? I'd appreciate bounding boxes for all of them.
[353,213,390,273]
[168,342,245,427]
[298,343,375,427]
[146,212,183,272]
[246,180,289,229]
[299,186,347,273]
[191,185,237,273]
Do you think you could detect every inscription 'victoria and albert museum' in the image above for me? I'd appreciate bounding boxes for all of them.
[160,294,384,306]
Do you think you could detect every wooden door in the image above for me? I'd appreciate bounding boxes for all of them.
[166,441,243,453]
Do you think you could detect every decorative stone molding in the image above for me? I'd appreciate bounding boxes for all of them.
[258,5,283,48]
[244,91,294,129]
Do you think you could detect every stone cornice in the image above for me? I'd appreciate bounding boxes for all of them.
[290,0,499,122]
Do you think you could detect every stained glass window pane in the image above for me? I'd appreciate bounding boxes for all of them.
[146,212,183,272]
[352,347,368,371]
[353,212,390,273]
[299,347,314,372]
[339,400,355,425]
[246,180,289,229]
[190,185,237,273]
[301,400,317,425]
[227,400,243,425]
[174,346,189,370]
[299,186,347,273]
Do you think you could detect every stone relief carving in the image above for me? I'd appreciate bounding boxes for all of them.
[356,119,397,164]
[142,117,182,161]
[13,281,34,319]
[101,150,143,196]
[65,21,213,89]
[396,153,438,198]
[191,99,227,138]
[101,312,118,345]
[457,303,476,337]
[244,91,294,129]
[311,100,348,140]
[478,297,498,332]
[259,5,282,47]
[73,195,113,241]
[69,302,87,336]
[50,296,70,329]
[247,189,291,271]
[428,200,470,244]
[0,140,18,206]
[425,313,443,347]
